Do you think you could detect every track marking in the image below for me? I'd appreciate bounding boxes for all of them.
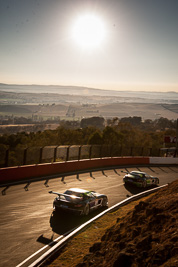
[16,227,77,267]
[16,236,63,267]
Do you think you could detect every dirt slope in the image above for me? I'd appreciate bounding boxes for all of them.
[76,180,178,267]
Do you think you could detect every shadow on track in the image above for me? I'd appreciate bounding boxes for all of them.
[36,234,56,246]
[124,183,159,195]
[1,186,9,195]
[167,167,178,173]
[49,207,108,236]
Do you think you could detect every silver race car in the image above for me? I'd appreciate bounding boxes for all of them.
[49,188,108,216]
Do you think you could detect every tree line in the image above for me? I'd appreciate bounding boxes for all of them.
[0,117,176,151]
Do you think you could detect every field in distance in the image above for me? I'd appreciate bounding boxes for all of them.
[0,84,178,120]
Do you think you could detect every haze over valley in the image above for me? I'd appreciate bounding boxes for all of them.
[0,84,178,121]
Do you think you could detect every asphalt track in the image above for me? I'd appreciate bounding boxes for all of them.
[0,166,177,267]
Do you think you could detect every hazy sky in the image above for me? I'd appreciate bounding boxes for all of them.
[0,0,178,92]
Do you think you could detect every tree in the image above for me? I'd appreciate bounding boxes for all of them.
[102,126,122,145]
[120,116,142,125]
[88,131,103,145]
[155,117,175,130]
[81,117,105,129]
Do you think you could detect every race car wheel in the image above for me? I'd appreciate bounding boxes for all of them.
[83,204,90,216]
[102,197,108,207]
[142,180,147,188]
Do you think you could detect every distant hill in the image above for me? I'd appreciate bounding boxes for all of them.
[0,83,178,104]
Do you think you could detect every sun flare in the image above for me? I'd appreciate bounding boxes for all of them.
[72,14,106,49]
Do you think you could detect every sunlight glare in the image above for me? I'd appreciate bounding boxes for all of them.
[72,14,106,49]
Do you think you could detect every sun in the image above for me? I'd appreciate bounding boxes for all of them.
[72,14,106,49]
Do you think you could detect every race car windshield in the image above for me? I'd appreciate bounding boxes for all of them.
[131,172,145,176]
[86,192,95,198]
[64,190,84,198]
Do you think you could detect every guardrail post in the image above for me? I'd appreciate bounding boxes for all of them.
[89,145,92,159]
[110,145,113,157]
[23,147,28,165]
[53,146,58,162]
[166,148,169,157]
[100,145,103,158]
[158,148,161,157]
[78,145,82,160]
[149,147,152,156]
[66,145,70,161]
[4,149,9,167]
[120,146,123,157]
[39,147,43,164]
[130,147,133,157]
[141,147,144,156]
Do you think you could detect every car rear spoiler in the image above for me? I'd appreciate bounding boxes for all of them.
[48,191,82,199]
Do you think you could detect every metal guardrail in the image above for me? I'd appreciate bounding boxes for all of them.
[16,228,78,267]
[27,184,168,267]
[0,144,169,168]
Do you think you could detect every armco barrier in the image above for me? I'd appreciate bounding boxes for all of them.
[0,156,177,185]
[0,157,149,185]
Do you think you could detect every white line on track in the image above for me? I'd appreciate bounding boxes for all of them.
[16,228,76,267]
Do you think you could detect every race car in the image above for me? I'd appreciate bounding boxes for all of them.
[122,170,159,188]
[49,188,108,216]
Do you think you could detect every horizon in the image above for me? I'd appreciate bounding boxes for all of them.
[0,82,178,94]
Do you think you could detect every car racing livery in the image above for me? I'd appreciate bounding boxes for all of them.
[122,170,159,188]
[49,188,108,216]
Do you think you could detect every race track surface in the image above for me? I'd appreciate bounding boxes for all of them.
[0,166,177,266]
